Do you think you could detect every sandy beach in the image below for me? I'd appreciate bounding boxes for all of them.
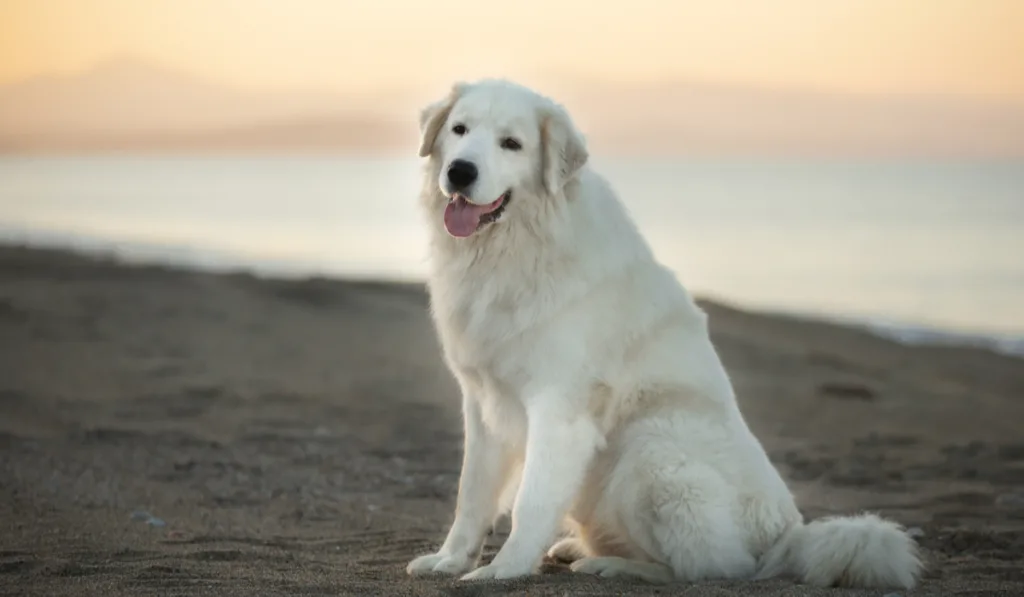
[1,243,1022,596]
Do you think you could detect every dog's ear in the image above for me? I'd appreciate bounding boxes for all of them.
[417,83,467,157]
[540,104,588,195]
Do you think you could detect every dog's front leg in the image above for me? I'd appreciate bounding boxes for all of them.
[407,393,512,576]
[461,395,601,581]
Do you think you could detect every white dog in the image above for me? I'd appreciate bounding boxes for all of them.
[405,79,922,589]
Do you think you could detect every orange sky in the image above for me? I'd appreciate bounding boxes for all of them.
[2,0,1023,98]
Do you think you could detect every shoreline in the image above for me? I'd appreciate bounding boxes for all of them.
[2,226,1021,360]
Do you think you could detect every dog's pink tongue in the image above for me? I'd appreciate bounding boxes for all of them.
[443,198,486,238]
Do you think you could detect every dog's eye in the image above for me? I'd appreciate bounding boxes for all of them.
[452,124,468,135]
[500,137,522,151]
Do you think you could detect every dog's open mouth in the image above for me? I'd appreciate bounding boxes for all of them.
[443,191,511,238]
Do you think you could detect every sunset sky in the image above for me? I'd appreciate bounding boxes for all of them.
[3,0,1023,99]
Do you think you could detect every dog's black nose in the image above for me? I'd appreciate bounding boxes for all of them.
[447,159,478,190]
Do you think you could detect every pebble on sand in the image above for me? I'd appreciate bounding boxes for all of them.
[130,510,167,527]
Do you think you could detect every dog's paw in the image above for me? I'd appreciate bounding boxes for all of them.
[547,537,586,562]
[570,556,675,584]
[459,561,533,581]
[571,556,631,577]
[406,552,474,576]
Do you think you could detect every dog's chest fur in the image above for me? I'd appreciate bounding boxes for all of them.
[427,257,584,445]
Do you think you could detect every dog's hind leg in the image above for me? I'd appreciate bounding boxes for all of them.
[589,450,756,583]
[647,463,757,582]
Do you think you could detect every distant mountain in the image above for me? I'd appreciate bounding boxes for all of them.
[0,57,415,153]
[547,77,1024,158]
[1,57,1022,157]
[0,115,414,154]
[0,58,340,133]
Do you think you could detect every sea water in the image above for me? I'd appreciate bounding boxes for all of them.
[1,155,1021,356]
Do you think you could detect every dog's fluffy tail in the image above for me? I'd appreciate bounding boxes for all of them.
[755,513,923,589]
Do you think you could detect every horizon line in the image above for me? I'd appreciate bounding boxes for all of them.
[4,53,1024,107]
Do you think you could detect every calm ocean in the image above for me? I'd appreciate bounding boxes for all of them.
[1,156,1022,355]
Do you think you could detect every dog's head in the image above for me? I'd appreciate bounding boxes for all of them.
[417,79,588,239]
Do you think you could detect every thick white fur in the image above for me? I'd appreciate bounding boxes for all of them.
[405,79,923,589]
